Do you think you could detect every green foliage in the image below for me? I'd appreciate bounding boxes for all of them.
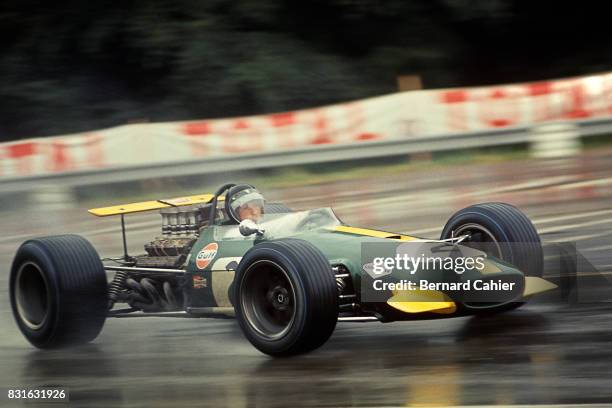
[0,0,610,140]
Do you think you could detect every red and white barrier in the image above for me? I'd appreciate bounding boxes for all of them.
[2,72,612,180]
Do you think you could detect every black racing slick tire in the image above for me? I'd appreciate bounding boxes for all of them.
[440,202,543,277]
[264,203,293,214]
[9,235,107,348]
[234,239,338,357]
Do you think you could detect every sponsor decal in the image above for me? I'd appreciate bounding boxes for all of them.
[193,274,207,289]
[196,242,219,269]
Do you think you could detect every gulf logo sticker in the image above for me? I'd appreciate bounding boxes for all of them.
[196,243,219,269]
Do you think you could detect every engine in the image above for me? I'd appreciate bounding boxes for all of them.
[112,204,213,312]
[135,204,210,269]
[160,205,204,237]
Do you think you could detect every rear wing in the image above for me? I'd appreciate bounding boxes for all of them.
[88,194,218,217]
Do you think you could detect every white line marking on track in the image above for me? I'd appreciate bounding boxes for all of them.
[555,175,612,190]
[531,208,612,224]
[583,243,612,252]
[550,231,611,242]
[480,175,581,194]
[537,216,612,234]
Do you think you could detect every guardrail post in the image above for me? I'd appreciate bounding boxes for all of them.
[530,123,581,158]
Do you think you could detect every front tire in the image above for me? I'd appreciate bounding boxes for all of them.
[9,235,107,348]
[440,203,543,311]
[441,202,543,277]
[234,239,338,357]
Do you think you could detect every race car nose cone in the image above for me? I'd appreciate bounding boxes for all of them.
[458,273,525,309]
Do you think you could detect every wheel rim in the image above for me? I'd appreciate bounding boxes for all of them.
[239,260,296,340]
[453,223,503,259]
[15,262,50,330]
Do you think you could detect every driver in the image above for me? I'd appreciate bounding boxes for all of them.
[225,184,265,223]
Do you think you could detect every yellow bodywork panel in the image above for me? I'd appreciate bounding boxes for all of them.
[88,194,218,217]
[523,276,557,297]
[333,225,418,241]
[387,289,457,314]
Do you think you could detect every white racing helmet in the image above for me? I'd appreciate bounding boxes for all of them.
[225,184,265,223]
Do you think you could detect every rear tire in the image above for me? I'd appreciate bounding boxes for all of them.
[234,239,338,357]
[9,235,107,348]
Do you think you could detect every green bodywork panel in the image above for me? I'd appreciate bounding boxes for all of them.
[183,208,526,311]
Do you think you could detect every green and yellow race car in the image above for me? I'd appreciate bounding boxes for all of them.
[9,183,557,357]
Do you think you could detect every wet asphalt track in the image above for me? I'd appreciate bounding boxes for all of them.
[1,151,612,407]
